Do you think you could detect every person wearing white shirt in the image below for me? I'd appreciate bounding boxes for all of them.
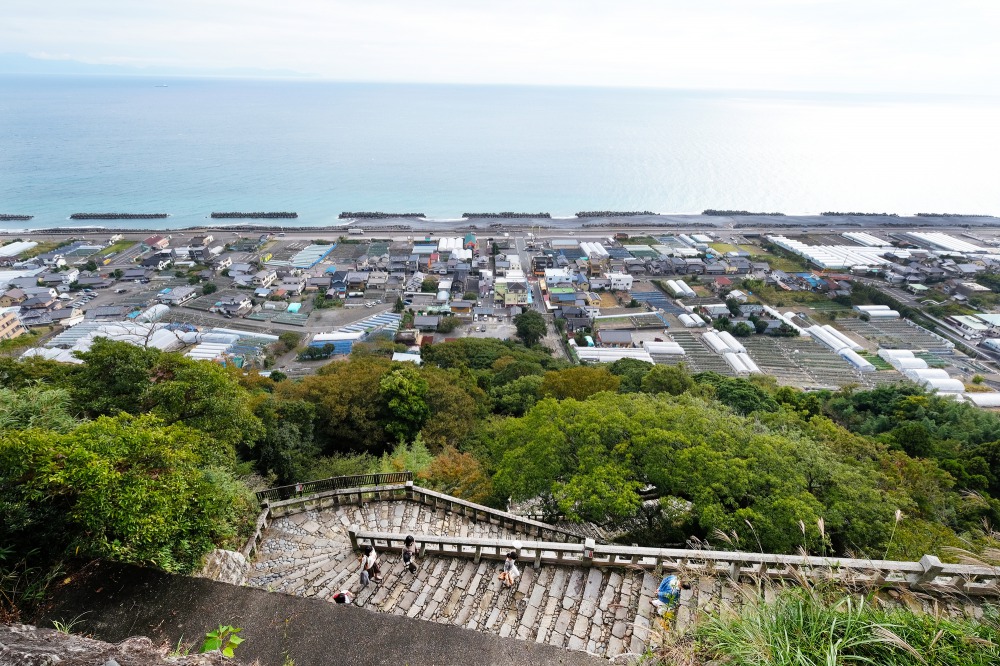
[359,545,382,586]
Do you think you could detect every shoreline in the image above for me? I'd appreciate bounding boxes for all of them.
[1,212,999,236]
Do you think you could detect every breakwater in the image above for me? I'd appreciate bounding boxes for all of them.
[339,212,426,219]
[703,209,786,216]
[917,213,997,218]
[0,214,33,221]
[70,213,169,220]
[211,211,298,219]
[822,211,900,217]
[463,212,551,219]
[575,211,655,218]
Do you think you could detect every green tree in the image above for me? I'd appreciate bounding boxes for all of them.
[144,355,265,454]
[0,414,256,573]
[731,322,754,337]
[84,260,98,272]
[725,298,742,317]
[514,310,547,347]
[379,435,434,474]
[379,367,431,442]
[253,397,318,484]
[73,338,161,415]
[438,316,461,333]
[202,282,218,295]
[421,277,439,293]
[608,358,654,393]
[539,366,620,400]
[112,268,124,279]
[0,385,79,432]
[489,374,544,416]
[393,296,404,313]
[640,364,695,396]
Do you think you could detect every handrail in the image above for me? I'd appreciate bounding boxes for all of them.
[255,471,414,503]
[350,529,1000,596]
[258,482,585,544]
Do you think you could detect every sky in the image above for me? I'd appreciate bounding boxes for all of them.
[2,0,999,93]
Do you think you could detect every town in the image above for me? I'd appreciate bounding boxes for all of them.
[3,222,1000,406]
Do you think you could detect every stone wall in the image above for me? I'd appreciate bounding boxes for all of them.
[194,549,250,587]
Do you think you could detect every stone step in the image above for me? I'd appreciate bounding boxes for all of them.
[247,500,663,658]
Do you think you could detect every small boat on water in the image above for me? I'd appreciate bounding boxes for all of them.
[154,84,168,88]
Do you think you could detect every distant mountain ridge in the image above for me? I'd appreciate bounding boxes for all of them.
[0,53,314,78]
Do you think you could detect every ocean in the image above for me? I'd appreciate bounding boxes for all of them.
[1,76,999,230]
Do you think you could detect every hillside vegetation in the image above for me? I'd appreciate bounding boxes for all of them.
[3,337,1000,619]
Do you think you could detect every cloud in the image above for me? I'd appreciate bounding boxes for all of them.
[2,0,999,92]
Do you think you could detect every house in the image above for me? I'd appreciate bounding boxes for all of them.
[711,276,733,292]
[142,235,169,251]
[501,281,530,307]
[22,285,58,299]
[414,315,441,331]
[230,262,255,275]
[211,296,253,318]
[141,250,175,270]
[543,268,574,286]
[606,272,634,291]
[213,255,233,270]
[122,268,152,282]
[367,271,389,289]
[20,296,56,311]
[684,259,707,274]
[532,255,555,276]
[0,288,26,308]
[75,276,114,289]
[306,276,332,292]
[728,289,749,303]
[279,275,306,296]
[950,315,990,339]
[450,300,474,314]
[957,282,991,298]
[159,286,199,306]
[346,271,369,290]
[597,330,634,348]
[86,305,129,321]
[253,269,278,288]
[0,308,28,341]
[40,269,79,286]
[47,307,85,326]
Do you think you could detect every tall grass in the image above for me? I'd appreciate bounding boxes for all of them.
[694,583,1000,666]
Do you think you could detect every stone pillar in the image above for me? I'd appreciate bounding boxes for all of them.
[349,525,360,551]
[583,538,595,566]
[916,554,944,585]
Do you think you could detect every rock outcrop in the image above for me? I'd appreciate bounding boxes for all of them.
[0,624,253,666]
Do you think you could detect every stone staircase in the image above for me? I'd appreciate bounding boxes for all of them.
[244,492,999,660]
[247,500,662,658]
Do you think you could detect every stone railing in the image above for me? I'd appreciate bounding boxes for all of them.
[349,529,1000,597]
[255,471,414,503]
[241,481,584,561]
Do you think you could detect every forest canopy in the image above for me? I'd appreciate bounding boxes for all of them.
[2,337,1000,586]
